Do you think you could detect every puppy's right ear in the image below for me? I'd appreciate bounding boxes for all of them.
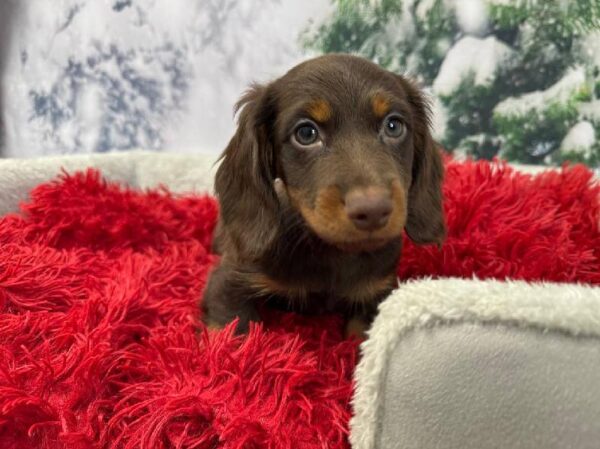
[214,83,280,260]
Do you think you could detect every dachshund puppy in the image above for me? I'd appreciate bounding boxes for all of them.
[202,54,445,336]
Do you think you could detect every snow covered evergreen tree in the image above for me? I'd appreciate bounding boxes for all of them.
[304,0,600,167]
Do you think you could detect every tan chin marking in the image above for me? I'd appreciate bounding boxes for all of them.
[288,181,407,247]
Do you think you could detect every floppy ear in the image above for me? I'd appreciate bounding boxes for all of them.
[399,77,446,245]
[214,83,280,259]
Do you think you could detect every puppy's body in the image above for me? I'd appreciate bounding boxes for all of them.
[202,54,445,334]
[205,221,401,331]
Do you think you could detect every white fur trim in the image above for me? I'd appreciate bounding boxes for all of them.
[0,150,218,216]
[349,278,600,449]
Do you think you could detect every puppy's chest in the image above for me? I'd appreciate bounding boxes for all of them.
[256,243,401,307]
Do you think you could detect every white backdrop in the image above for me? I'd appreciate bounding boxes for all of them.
[0,0,330,158]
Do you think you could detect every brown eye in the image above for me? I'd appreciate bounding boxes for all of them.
[383,115,405,139]
[293,122,320,146]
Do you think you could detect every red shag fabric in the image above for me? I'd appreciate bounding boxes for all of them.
[400,160,600,283]
[0,160,598,448]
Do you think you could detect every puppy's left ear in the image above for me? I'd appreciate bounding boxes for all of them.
[397,76,446,245]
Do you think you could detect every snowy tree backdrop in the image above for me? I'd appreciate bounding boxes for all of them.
[306,0,600,167]
[1,0,599,169]
[0,0,328,157]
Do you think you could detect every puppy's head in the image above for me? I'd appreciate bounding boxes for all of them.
[216,54,445,258]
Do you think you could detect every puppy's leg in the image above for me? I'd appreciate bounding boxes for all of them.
[344,296,384,340]
[201,264,260,334]
[345,303,377,339]
[345,315,370,340]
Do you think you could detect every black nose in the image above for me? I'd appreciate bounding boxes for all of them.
[345,188,393,232]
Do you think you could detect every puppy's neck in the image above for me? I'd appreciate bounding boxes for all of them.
[258,216,403,289]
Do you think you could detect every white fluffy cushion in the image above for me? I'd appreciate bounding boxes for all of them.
[351,278,600,449]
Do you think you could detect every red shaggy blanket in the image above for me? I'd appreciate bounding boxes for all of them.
[1,160,599,449]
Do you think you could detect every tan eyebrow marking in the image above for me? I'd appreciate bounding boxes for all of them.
[372,93,391,118]
[307,98,332,123]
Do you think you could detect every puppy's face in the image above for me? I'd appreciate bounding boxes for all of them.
[273,60,422,251]
[216,54,445,258]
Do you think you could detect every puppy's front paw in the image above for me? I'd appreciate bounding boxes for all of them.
[202,311,257,335]
[203,318,225,331]
[345,316,370,340]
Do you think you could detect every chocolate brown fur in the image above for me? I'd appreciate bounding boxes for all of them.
[202,54,446,335]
